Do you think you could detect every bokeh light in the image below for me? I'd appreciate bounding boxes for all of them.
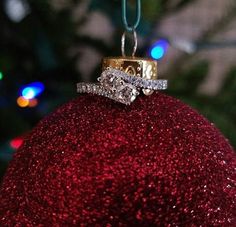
[0,72,3,80]
[150,39,169,60]
[17,96,29,108]
[10,137,23,149]
[22,87,36,99]
[4,0,30,23]
[21,82,45,100]
[28,98,38,107]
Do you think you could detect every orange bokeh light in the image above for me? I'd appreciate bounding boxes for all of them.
[17,96,29,108]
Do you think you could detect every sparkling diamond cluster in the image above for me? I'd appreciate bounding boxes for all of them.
[77,68,168,105]
[98,72,140,104]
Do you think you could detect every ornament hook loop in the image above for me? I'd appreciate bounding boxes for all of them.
[121,29,137,57]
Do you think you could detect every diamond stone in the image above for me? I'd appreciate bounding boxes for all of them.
[116,84,139,104]
[98,74,115,91]
[77,68,168,105]
[99,72,139,104]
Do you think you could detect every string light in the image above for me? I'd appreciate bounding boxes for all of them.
[21,82,45,100]
[28,98,38,107]
[10,137,23,149]
[17,96,39,108]
[0,72,3,80]
[17,96,29,107]
[22,87,36,99]
[150,39,169,60]
[4,0,30,23]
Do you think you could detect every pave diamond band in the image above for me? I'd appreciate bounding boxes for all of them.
[77,68,168,105]
[103,69,167,90]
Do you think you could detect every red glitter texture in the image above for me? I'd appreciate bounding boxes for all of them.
[0,93,236,226]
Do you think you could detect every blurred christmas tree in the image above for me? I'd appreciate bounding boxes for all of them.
[0,0,235,180]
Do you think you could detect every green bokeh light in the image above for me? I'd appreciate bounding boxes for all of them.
[0,72,3,80]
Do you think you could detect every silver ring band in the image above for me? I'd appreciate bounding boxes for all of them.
[77,68,167,105]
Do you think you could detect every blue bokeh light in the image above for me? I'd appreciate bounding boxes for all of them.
[150,39,169,60]
[21,82,45,99]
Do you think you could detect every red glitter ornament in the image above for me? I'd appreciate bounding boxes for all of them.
[0,93,236,226]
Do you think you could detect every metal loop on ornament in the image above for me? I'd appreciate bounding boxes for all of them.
[121,29,138,57]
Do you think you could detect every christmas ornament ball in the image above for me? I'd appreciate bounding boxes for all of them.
[0,93,235,226]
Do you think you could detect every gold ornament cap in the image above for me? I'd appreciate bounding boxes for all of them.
[102,56,157,80]
[102,30,158,95]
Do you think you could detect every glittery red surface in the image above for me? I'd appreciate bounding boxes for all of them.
[0,93,236,226]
